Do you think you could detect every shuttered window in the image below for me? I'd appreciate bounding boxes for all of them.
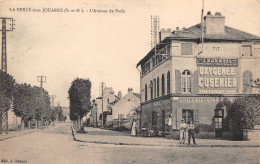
[162,74,165,96]
[242,70,253,93]
[181,43,193,55]
[182,70,192,93]
[150,81,153,99]
[167,71,170,94]
[157,77,160,97]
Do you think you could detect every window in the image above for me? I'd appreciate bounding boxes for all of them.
[242,45,252,57]
[162,74,165,96]
[181,70,191,93]
[152,111,157,126]
[153,79,156,98]
[142,61,151,75]
[145,84,147,101]
[152,57,155,67]
[181,43,193,55]
[107,99,109,103]
[182,110,193,123]
[167,71,170,94]
[157,77,160,97]
[242,70,253,93]
[150,80,153,99]
[214,109,224,129]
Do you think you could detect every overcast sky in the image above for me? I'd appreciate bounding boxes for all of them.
[1,0,260,107]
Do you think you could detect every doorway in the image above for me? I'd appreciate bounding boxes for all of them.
[214,109,224,138]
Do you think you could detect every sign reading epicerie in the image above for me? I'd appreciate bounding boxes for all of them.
[197,58,238,94]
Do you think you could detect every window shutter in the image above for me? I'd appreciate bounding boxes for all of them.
[192,71,198,94]
[193,110,199,127]
[175,69,181,94]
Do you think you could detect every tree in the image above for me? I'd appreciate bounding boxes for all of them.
[13,84,52,129]
[68,78,91,131]
[0,70,15,112]
[222,96,260,140]
[13,84,35,130]
[0,71,15,132]
[50,108,57,126]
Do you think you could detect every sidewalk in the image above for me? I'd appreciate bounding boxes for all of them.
[0,123,61,141]
[73,126,260,147]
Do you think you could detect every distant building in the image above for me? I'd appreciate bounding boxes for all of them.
[112,88,140,120]
[95,87,119,126]
[137,12,260,138]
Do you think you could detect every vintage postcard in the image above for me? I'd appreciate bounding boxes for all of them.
[0,0,260,163]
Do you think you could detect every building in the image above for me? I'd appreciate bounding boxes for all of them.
[95,87,120,126]
[112,88,140,120]
[136,12,260,138]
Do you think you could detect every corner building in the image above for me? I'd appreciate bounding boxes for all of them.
[137,12,260,138]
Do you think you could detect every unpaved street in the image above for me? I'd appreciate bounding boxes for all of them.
[0,123,259,164]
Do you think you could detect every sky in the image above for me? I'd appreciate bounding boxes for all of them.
[0,0,260,107]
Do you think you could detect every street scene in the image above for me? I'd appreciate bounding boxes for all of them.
[1,0,260,163]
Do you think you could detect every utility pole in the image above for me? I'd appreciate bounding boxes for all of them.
[101,82,104,128]
[37,76,46,88]
[0,17,15,134]
[37,76,46,127]
[51,95,56,108]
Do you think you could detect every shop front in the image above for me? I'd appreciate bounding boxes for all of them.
[171,96,236,139]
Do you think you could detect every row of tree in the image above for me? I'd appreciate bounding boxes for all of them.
[0,70,57,131]
[68,78,91,132]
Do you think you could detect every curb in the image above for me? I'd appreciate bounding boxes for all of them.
[0,125,60,142]
[70,127,260,148]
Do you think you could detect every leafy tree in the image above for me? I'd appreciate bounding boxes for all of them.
[68,78,91,130]
[222,96,260,140]
[13,84,35,130]
[0,70,15,112]
[49,108,57,126]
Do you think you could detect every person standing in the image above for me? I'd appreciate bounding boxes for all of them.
[131,119,137,136]
[179,119,187,144]
[187,120,196,145]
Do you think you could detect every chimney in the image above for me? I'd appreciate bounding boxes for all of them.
[117,91,122,99]
[128,88,133,93]
[159,28,172,42]
[204,11,225,35]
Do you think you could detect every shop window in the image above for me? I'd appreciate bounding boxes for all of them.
[181,70,191,93]
[167,71,170,94]
[152,111,157,126]
[162,74,165,96]
[150,81,153,99]
[157,77,160,97]
[145,84,147,101]
[181,43,193,55]
[153,79,156,98]
[182,110,193,123]
[241,45,252,57]
[242,70,253,93]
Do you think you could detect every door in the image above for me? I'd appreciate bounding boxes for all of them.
[214,109,224,138]
[162,110,165,132]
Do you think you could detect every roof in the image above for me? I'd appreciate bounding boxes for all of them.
[172,24,260,41]
[133,93,141,99]
[136,23,260,67]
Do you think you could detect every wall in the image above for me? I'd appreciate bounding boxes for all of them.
[112,90,140,119]
[140,59,171,103]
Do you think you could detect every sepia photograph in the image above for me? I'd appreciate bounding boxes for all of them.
[0,0,260,163]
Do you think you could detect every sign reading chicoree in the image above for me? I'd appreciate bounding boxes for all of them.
[197,58,238,94]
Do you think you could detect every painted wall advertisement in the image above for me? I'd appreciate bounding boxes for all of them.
[197,58,238,94]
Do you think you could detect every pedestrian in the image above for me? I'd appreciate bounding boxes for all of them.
[179,119,187,144]
[131,119,137,136]
[187,120,196,145]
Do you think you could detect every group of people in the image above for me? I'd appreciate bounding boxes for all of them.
[180,119,196,145]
